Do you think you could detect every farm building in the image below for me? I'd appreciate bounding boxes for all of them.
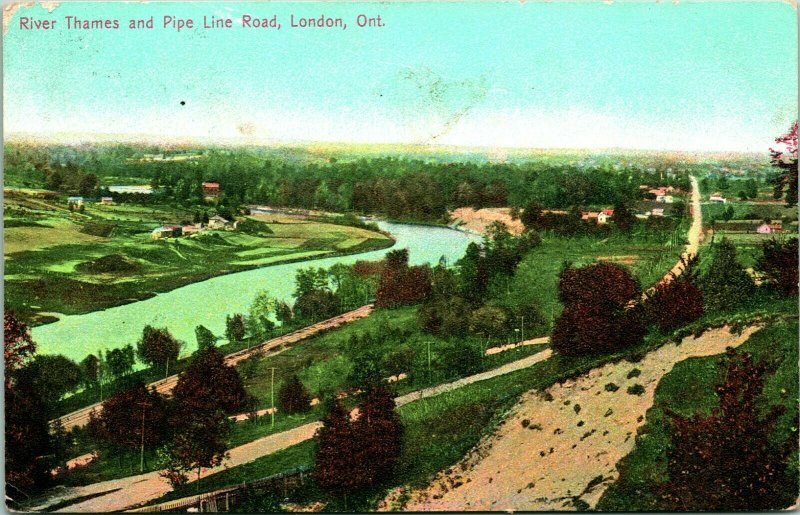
[656,195,674,203]
[100,197,114,205]
[182,224,205,235]
[202,182,220,199]
[581,211,599,222]
[597,208,614,224]
[208,215,233,230]
[151,225,182,239]
[651,208,665,217]
[67,196,84,207]
[709,193,727,203]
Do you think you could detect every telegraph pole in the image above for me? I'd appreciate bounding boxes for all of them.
[270,367,276,428]
[427,341,432,384]
[139,404,147,472]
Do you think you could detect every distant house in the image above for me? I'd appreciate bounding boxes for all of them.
[181,224,204,235]
[100,197,114,205]
[709,193,727,204]
[756,223,773,234]
[651,208,665,217]
[207,215,232,230]
[597,208,614,224]
[202,182,220,199]
[151,225,181,239]
[656,195,674,203]
[67,196,84,207]
[581,211,600,222]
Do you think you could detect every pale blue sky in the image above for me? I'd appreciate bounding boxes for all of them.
[3,1,797,151]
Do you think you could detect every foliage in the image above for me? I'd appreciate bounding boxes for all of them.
[106,345,136,378]
[551,262,645,356]
[137,325,183,376]
[278,375,312,414]
[80,354,101,389]
[701,238,755,312]
[194,325,217,351]
[225,314,247,343]
[756,237,798,297]
[376,249,432,308]
[18,354,83,407]
[6,371,53,492]
[647,277,705,332]
[659,349,796,510]
[4,311,36,388]
[769,121,798,206]
[294,289,339,322]
[247,290,276,339]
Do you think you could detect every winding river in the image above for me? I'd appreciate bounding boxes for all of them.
[31,222,482,362]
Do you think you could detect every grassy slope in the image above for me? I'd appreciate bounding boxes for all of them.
[4,196,392,324]
[597,318,799,511]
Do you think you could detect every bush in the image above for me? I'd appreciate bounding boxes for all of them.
[626,384,645,396]
[701,238,755,312]
[278,375,312,414]
[756,238,798,298]
[647,278,704,332]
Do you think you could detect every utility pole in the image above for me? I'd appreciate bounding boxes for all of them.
[270,367,276,428]
[165,357,169,379]
[139,403,147,473]
[521,315,525,342]
[427,341,432,384]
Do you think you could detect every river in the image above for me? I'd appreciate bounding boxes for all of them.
[31,221,482,362]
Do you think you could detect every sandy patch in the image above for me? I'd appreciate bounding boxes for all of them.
[450,207,524,236]
[398,323,760,512]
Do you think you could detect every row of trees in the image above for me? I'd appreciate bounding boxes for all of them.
[549,235,798,357]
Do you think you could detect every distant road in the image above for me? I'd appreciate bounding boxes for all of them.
[53,304,374,431]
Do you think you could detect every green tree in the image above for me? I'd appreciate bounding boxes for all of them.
[701,238,755,312]
[107,345,136,379]
[225,314,246,343]
[247,290,276,339]
[194,325,217,351]
[278,375,312,414]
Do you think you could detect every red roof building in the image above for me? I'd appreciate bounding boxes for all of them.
[202,182,220,197]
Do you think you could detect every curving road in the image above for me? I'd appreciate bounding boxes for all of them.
[53,304,374,431]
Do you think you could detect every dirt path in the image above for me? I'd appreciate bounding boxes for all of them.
[399,324,760,512]
[54,305,374,431]
[34,348,553,512]
[643,175,702,299]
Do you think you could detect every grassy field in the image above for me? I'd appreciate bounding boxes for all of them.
[3,192,392,324]
[596,318,799,511]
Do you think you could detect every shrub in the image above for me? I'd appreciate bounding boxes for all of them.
[647,278,704,332]
[701,238,755,312]
[627,384,645,396]
[278,375,312,414]
[756,238,798,297]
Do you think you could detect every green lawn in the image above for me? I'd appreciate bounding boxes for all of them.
[4,195,393,324]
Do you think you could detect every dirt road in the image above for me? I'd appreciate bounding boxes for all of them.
[399,324,760,511]
[54,304,374,431]
[34,348,553,512]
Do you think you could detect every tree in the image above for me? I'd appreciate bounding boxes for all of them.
[106,345,136,379]
[551,262,644,356]
[89,381,169,470]
[351,384,404,488]
[376,249,432,308]
[521,201,544,232]
[19,354,83,407]
[278,375,312,414]
[756,238,798,297]
[468,305,510,340]
[701,238,755,312]
[137,326,182,377]
[78,173,99,196]
[194,325,217,351]
[6,370,53,492]
[164,347,248,485]
[659,350,796,510]
[647,277,704,332]
[80,353,101,389]
[247,290,276,339]
[611,202,636,232]
[4,311,36,389]
[313,400,358,496]
[294,289,339,321]
[225,313,246,343]
[275,301,294,325]
[769,121,798,206]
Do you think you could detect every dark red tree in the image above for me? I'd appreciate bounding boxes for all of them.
[757,237,798,297]
[278,375,312,414]
[660,350,796,510]
[313,400,360,496]
[647,278,705,332]
[352,384,404,487]
[376,249,432,308]
[4,311,36,389]
[137,325,182,377]
[558,262,641,310]
[770,121,798,206]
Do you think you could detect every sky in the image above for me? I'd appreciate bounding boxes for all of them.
[3,1,798,152]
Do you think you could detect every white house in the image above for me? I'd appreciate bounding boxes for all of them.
[207,215,232,230]
[709,193,727,204]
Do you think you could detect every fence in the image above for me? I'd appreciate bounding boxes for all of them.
[126,467,309,513]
